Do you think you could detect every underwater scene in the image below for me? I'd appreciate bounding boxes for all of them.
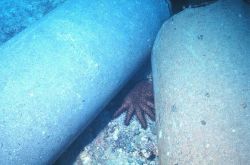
[0,0,249,165]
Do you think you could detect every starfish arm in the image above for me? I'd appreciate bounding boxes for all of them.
[140,104,155,121]
[113,103,129,118]
[124,106,134,126]
[113,80,155,129]
[135,107,147,129]
[146,101,154,109]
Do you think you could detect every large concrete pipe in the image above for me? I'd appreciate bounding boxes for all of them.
[0,0,171,164]
[152,0,250,164]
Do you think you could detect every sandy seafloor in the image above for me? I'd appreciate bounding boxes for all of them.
[0,1,158,164]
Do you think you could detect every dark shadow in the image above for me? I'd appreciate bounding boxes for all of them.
[169,0,188,14]
[169,0,218,14]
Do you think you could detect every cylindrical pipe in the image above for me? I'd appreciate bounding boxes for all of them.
[152,0,250,164]
[0,0,171,164]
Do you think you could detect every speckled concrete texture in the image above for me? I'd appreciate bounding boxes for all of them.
[152,0,250,164]
[0,0,170,164]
